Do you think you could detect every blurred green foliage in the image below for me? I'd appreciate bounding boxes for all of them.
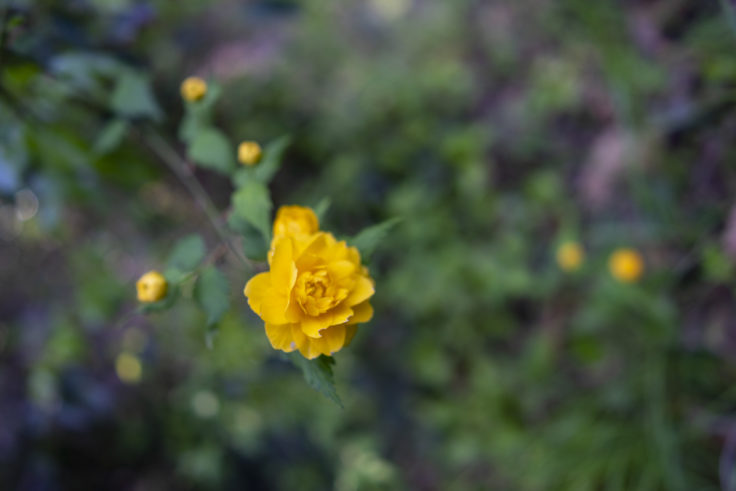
[3,0,736,489]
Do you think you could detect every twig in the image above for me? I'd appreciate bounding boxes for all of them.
[140,127,253,271]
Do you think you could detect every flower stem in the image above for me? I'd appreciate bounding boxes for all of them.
[141,127,253,271]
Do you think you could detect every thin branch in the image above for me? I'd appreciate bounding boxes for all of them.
[140,127,253,271]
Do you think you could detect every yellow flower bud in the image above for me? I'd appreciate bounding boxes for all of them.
[608,248,644,283]
[238,141,263,166]
[136,270,168,303]
[273,205,319,241]
[556,241,584,272]
[180,76,207,102]
[115,352,142,384]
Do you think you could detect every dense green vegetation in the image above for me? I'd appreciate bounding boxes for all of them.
[3,0,736,489]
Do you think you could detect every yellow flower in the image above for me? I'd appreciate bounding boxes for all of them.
[245,232,374,359]
[608,248,644,283]
[238,141,263,166]
[115,352,142,384]
[136,270,168,303]
[180,76,207,102]
[273,205,320,241]
[556,241,584,272]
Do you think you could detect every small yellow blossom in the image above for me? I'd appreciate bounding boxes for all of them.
[608,248,644,283]
[180,76,207,102]
[136,270,168,303]
[245,231,374,359]
[269,205,320,262]
[556,241,584,272]
[273,205,320,241]
[115,352,142,384]
[238,141,263,166]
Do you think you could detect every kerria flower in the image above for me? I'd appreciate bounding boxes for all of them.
[245,230,374,359]
[608,248,644,283]
[269,205,320,261]
[238,141,263,166]
[556,241,584,272]
[180,77,207,102]
[136,270,168,303]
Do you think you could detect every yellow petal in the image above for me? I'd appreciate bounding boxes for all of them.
[300,304,353,338]
[291,324,309,353]
[293,324,348,359]
[244,272,272,313]
[345,276,375,306]
[265,323,296,352]
[291,324,321,359]
[295,233,334,269]
[284,293,304,323]
[271,238,297,294]
[327,260,356,280]
[347,301,373,325]
[322,325,347,353]
[245,272,291,324]
[258,292,290,324]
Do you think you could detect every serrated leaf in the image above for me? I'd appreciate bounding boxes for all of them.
[313,197,331,222]
[232,180,272,242]
[194,267,230,327]
[227,213,269,261]
[188,128,235,175]
[291,354,342,407]
[349,217,402,260]
[94,119,128,155]
[232,135,291,187]
[167,234,206,272]
[110,71,162,120]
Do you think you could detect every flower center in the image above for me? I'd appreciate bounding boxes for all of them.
[294,269,348,316]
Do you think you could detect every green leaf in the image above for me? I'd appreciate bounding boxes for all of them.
[253,135,291,183]
[313,197,331,222]
[178,112,205,144]
[194,267,230,327]
[232,135,291,187]
[139,284,180,313]
[188,128,235,175]
[291,355,342,407]
[94,119,128,155]
[232,180,272,242]
[227,213,269,261]
[349,217,402,260]
[167,234,206,272]
[110,70,162,120]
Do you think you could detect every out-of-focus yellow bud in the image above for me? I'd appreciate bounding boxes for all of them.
[608,248,644,283]
[238,141,262,166]
[115,352,142,384]
[556,241,584,272]
[136,270,168,303]
[180,76,207,102]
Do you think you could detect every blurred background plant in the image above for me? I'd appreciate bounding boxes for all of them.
[3,0,736,489]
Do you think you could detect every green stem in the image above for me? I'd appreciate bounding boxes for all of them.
[142,128,253,271]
